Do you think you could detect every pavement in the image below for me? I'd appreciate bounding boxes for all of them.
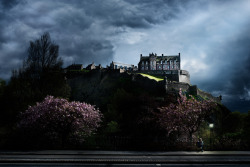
[0,150,250,164]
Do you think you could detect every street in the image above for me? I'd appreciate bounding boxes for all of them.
[1,163,250,167]
[0,151,250,167]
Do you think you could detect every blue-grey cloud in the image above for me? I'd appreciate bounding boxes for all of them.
[0,0,20,10]
[0,0,249,112]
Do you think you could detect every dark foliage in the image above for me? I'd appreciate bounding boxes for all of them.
[0,32,70,126]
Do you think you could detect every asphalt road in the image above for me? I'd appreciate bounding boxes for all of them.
[1,164,250,167]
[0,150,250,167]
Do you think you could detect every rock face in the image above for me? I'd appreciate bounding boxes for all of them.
[67,69,221,108]
[134,70,190,84]
[131,73,221,103]
[67,69,123,106]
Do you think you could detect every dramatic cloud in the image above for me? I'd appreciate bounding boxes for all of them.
[0,0,250,112]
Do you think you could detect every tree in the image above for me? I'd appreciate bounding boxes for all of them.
[26,32,62,73]
[1,33,70,125]
[18,96,102,148]
[156,89,216,141]
[0,78,6,125]
[21,32,69,98]
[222,111,246,134]
[0,79,5,95]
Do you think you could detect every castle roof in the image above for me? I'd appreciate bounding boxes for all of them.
[140,54,180,62]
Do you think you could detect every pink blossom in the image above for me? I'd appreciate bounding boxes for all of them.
[156,89,216,137]
[18,96,102,142]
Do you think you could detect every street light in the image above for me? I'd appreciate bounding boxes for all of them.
[209,123,214,128]
[209,123,214,150]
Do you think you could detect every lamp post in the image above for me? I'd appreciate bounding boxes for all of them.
[209,123,214,150]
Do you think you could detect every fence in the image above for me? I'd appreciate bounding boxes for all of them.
[1,133,249,150]
[78,136,248,151]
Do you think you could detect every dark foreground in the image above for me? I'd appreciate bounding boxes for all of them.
[0,150,250,167]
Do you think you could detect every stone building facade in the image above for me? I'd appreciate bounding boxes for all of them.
[138,53,181,71]
[137,53,190,84]
[110,61,137,71]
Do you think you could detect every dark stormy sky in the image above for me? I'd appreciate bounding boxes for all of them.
[0,0,250,112]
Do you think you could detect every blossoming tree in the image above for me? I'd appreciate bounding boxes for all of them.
[157,89,216,141]
[19,96,102,146]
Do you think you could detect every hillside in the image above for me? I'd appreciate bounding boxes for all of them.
[66,69,229,138]
[67,69,221,107]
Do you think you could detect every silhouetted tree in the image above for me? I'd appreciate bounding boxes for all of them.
[1,32,70,125]
[24,32,62,80]
[0,79,5,100]
[27,32,62,69]
[21,32,69,97]
[0,78,6,125]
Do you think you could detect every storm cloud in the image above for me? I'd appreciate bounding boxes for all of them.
[0,0,250,112]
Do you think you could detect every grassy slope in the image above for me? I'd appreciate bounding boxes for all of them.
[138,73,164,82]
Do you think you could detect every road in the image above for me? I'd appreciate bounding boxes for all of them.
[0,150,250,167]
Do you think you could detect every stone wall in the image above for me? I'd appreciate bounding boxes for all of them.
[179,70,190,84]
[188,85,221,103]
[166,82,190,92]
[197,88,221,103]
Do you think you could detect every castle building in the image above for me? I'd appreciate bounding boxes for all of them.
[86,62,96,70]
[138,53,181,71]
[110,61,136,71]
[138,53,190,84]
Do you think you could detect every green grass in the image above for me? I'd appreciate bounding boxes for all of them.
[138,73,164,82]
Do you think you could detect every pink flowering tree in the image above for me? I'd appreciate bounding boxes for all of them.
[18,96,102,147]
[157,89,216,141]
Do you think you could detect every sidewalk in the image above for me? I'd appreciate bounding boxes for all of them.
[1,150,250,155]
